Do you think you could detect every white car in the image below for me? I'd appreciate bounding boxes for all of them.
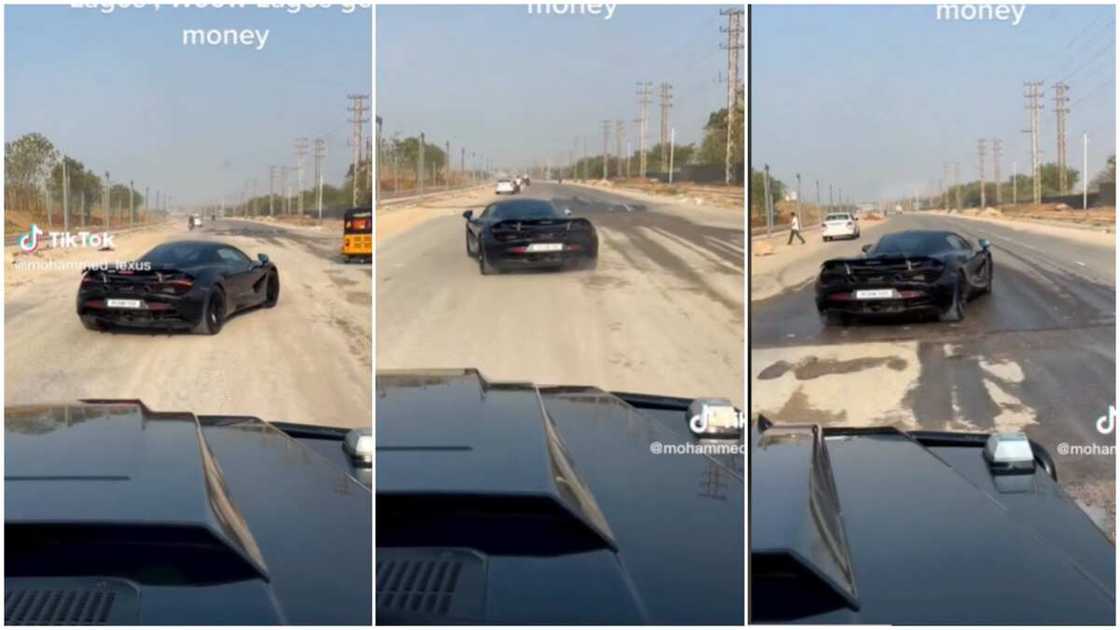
[495,178,518,195]
[821,212,859,241]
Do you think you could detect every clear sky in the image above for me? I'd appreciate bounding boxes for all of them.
[377,4,741,171]
[5,5,372,207]
[751,4,1116,202]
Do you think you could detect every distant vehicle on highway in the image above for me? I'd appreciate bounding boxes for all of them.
[815,229,992,324]
[821,212,860,241]
[189,214,202,230]
[6,400,372,625]
[495,177,519,195]
[77,240,280,335]
[377,369,743,624]
[751,417,1114,624]
[463,198,598,274]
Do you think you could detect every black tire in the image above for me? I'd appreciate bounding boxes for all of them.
[80,315,106,332]
[939,273,966,322]
[466,232,476,258]
[479,247,495,275]
[194,288,226,335]
[264,272,280,308]
[978,259,993,295]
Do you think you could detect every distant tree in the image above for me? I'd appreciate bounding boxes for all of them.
[5,132,58,212]
[698,104,745,167]
[1090,154,1116,191]
[750,168,785,217]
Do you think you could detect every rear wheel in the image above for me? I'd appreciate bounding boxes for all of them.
[194,288,225,335]
[264,272,280,308]
[978,260,993,295]
[479,247,496,275]
[465,232,476,258]
[939,273,966,322]
[80,315,106,332]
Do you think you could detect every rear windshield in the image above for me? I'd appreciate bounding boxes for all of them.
[491,202,562,220]
[140,243,219,265]
[872,232,954,256]
[825,214,850,222]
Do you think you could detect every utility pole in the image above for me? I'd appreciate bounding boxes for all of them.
[295,137,309,216]
[658,82,672,171]
[601,120,611,180]
[721,8,744,185]
[104,171,111,229]
[977,138,987,208]
[129,180,134,226]
[269,166,277,216]
[347,93,370,206]
[816,179,821,207]
[763,164,773,236]
[375,116,382,205]
[461,147,466,183]
[943,162,951,208]
[445,141,451,186]
[315,138,327,218]
[635,81,653,178]
[418,131,426,195]
[60,159,69,231]
[615,120,625,178]
[144,185,149,223]
[796,173,802,223]
[1012,161,1018,204]
[669,128,676,184]
[992,138,1002,205]
[1023,80,1044,204]
[1082,132,1088,210]
[1054,82,1070,193]
[953,162,960,210]
[281,166,291,214]
[829,183,834,210]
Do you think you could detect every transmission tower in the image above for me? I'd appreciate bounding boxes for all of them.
[1023,81,1044,204]
[978,138,987,208]
[720,8,744,184]
[635,82,653,178]
[658,82,672,170]
[992,138,1002,204]
[615,120,625,178]
[347,94,370,206]
[1053,82,1070,193]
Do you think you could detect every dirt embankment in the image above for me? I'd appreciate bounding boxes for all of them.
[576,178,743,209]
[939,203,1115,230]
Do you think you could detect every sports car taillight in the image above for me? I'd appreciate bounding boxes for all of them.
[157,276,194,295]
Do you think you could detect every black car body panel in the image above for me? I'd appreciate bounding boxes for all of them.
[750,420,1115,624]
[465,199,598,271]
[76,240,277,330]
[5,401,371,625]
[376,369,743,625]
[815,230,991,318]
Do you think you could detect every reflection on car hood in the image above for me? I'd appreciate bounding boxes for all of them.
[750,420,1115,624]
[5,401,371,625]
[376,369,743,625]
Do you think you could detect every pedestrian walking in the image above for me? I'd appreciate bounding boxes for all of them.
[787,212,805,245]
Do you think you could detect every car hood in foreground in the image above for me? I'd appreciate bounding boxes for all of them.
[751,420,1114,624]
[5,402,371,625]
[376,369,744,625]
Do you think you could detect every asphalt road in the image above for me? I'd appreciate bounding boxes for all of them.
[5,218,371,427]
[751,212,1115,529]
[377,182,745,405]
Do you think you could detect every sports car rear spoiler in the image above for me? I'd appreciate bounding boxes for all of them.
[491,217,593,232]
[820,255,941,274]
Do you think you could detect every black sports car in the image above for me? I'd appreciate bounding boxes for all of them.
[463,198,598,274]
[77,240,279,335]
[6,400,372,624]
[815,229,992,324]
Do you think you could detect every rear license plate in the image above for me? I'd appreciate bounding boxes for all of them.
[107,299,143,309]
[855,289,895,300]
[527,243,564,253]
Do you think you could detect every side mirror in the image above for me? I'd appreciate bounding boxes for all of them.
[563,208,573,216]
[860,244,873,254]
[978,238,990,250]
[462,210,474,220]
[257,253,269,264]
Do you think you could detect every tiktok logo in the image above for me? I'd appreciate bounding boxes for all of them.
[19,224,43,253]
